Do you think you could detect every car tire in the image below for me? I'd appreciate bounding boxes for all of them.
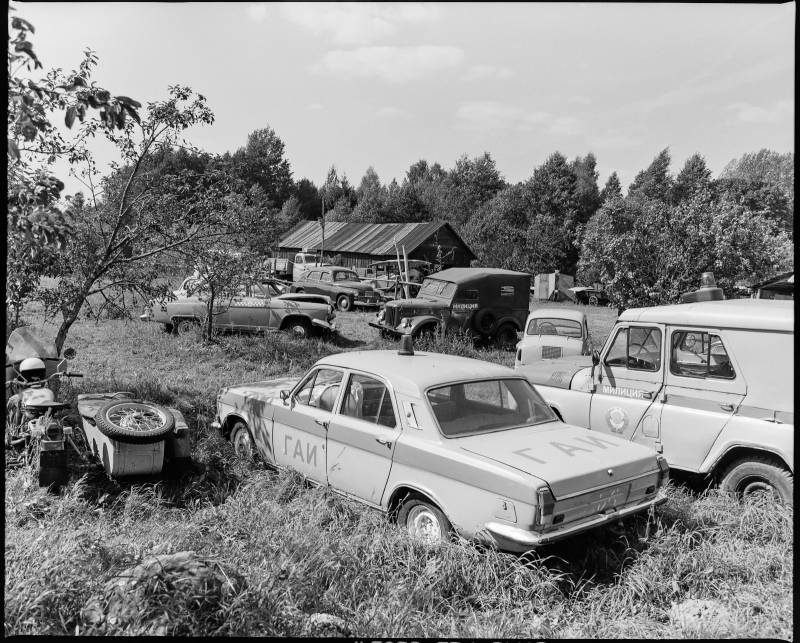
[588,294,599,306]
[473,309,495,335]
[720,457,793,504]
[397,496,452,545]
[174,318,200,335]
[284,318,312,340]
[494,323,518,350]
[230,421,256,461]
[413,323,440,342]
[336,294,353,312]
[163,323,174,334]
[93,399,175,444]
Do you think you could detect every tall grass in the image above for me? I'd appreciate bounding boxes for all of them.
[5,313,793,637]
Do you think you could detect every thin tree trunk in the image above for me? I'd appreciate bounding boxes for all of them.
[205,287,215,342]
[54,301,83,355]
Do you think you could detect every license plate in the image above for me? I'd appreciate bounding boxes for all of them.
[593,483,631,513]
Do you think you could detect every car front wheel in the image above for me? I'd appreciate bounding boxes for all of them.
[720,457,793,504]
[284,318,312,340]
[230,421,255,461]
[397,496,452,544]
[336,294,353,312]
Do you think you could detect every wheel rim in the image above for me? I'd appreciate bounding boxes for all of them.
[407,505,443,543]
[233,428,253,459]
[177,320,196,334]
[106,403,168,433]
[338,297,350,310]
[290,324,308,339]
[740,477,777,498]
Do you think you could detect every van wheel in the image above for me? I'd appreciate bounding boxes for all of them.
[720,457,793,504]
[494,323,518,350]
[336,294,352,312]
[397,496,452,544]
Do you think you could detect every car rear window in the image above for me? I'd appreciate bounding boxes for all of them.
[426,378,555,437]
[526,317,582,338]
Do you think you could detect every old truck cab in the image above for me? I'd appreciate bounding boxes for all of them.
[516,297,794,503]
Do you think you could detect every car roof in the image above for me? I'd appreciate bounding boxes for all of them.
[619,298,793,332]
[316,350,517,396]
[528,307,586,322]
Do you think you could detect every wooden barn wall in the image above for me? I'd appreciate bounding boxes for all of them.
[277,228,473,270]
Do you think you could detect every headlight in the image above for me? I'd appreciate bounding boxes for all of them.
[377,309,385,322]
[400,317,412,328]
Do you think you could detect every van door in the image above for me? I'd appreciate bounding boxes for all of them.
[590,324,664,445]
[657,327,746,471]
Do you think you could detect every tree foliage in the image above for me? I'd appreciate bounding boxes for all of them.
[628,148,673,202]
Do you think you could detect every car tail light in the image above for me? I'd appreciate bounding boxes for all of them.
[516,349,522,362]
[535,486,555,526]
[656,456,670,487]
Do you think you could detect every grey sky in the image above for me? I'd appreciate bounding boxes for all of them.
[18,2,795,194]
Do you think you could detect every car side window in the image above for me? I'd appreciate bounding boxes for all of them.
[340,373,396,428]
[295,368,343,409]
[605,326,662,371]
[320,272,332,282]
[670,330,735,380]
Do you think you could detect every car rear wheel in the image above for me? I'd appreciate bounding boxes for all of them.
[230,421,255,461]
[720,457,793,504]
[336,294,352,312]
[588,294,599,306]
[397,496,452,545]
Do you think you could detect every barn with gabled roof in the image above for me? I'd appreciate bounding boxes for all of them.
[276,220,475,270]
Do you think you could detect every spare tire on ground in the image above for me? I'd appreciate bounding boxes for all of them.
[94,399,175,444]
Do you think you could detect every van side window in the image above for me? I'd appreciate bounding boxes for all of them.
[670,331,735,379]
[500,285,515,297]
[605,326,662,371]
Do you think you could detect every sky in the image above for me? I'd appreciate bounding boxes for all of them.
[16,2,795,195]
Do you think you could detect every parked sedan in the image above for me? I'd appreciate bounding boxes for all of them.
[140,280,336,339]
[570,286,611,306]
[515,308,592,366]
[291,267,382,311]
[211,344,668,552]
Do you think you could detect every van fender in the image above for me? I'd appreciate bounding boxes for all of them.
[408,315,443,336]
[493,315,522,332]
[701,440,794,476]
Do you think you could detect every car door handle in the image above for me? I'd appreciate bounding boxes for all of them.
[719,403,735,412]
[375,437,392,449]
[641,391,653,399]
[314,418,329,430]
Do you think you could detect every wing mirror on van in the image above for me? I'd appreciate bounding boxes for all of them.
[590,349,601,383]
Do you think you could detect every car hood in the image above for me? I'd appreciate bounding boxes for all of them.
[386,297,446,316]
[515,355,593,389]
[457,422,658,498]
[277,293,331,307]
[222,376,301,406]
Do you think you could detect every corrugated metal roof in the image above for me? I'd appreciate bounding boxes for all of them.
[279,220,472,257]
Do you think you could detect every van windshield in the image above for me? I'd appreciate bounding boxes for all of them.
[427,378,556,437]
[418,278,456,300]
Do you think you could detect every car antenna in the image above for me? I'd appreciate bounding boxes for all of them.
[398,335,415,356]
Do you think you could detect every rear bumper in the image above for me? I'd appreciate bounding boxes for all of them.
[483,494,667,552]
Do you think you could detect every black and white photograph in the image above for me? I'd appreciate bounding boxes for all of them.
[6,1,793,638]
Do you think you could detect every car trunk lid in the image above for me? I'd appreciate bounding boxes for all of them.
[458,422,657,498]
[515,355,593,389]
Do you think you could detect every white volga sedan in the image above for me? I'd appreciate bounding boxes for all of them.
[211,342,668,551]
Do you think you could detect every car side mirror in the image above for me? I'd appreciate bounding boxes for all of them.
[280,390,290,406]
[63,347,76,360]
[591,350,600,365]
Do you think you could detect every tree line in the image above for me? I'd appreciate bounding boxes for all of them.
[7,8,794,349]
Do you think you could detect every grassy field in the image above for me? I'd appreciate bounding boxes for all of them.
[4,303,793,637]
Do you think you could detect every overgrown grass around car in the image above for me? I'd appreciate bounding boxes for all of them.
[4,308,793,638]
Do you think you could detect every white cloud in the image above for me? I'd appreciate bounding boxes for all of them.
[587,127,643,150]
[376,106,410,119]
[280,2,441,45]
[549,116,583,136]
[463,64,515,81]
[247,3,269,22]
[455,101,550,131]
[728,99,792,124]
[318,46,464,82]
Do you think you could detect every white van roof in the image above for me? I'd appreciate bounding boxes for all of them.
[619,299,793,332]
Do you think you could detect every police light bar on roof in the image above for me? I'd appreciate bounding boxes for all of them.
[680,272,725,303]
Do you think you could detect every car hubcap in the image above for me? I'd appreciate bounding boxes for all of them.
[292,325,307,338]
[407,506,442,543]
[234,429,252,459]
[107,403,167,433]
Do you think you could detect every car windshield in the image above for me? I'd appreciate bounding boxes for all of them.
[334,270,359,282]
[417,278,456,300]
[527,317,583,338]
[426,378,556,437]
